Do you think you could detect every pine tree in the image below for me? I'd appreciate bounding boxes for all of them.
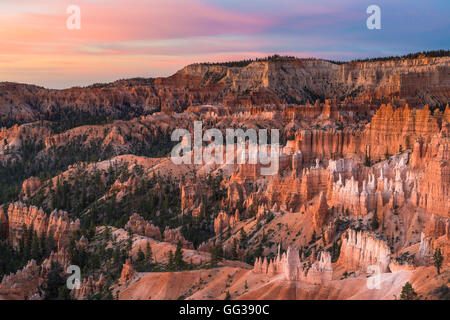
[371,209,379,231]
[209,245,222,267]
[136,247,145,264]
[384,147,390,160]
[145,242,153,264]
[254,241,264,258]
[113,246,121,265]
[31,232,40,261]
[46,232,56,256]
[167,250,174,270]
[311,230,317,243]
[239,228,247,247]
[44,262,65,300]
[400,282,418,300]
[103,226,111,241]
[433,248,443,275]
[88,220,96,240]
[231,238,238,260]
[174,240,185,270]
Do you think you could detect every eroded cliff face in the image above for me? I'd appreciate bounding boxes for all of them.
[253,246,333,285]
[290,103,447,164]
[363,104,444,159]
[176,57,450,109]
[411,127,449,217]
[5,202,80,249]
[337,230,391,273]
[1,56,448,126]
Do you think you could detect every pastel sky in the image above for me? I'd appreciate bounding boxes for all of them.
[0,0,449,89]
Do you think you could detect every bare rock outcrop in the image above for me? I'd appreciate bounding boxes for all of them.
[0,260,41,300]
[163,226,194,249]
[20,177,41,200]
[418,232,434,265]
[6,202,80,249]
[337,229,391,273]
[72,275,106,300]
[253,245,333,285]
[120,259,135,284]
[214,210,240,235]
[125,213,161,240]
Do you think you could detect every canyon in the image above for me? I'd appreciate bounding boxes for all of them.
[0,53,449,300]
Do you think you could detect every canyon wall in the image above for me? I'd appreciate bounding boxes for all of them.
[1,56,448,126]
[292,103,447,164]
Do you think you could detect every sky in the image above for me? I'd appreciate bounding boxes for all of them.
[0,0,449,89]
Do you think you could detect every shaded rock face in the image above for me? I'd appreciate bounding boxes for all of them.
[0,248,71,300]
[163,226,194,249]
[181,182,213,217]
[125,213,161,241]
[214,210,240,236]
[72,275,106,300]
[0,260,40,300]
[0,205,8,240]
[5,202,80,249]
[21,177,41,200]
[338,230,391,273]
[1,56,448,126]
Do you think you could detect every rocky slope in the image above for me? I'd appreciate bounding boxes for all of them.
[1,55,448,126]
[0,53,449,301]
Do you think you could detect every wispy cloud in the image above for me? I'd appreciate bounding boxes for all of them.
[0,0,448,88]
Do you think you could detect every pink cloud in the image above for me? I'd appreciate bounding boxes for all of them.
[1,0,273,44]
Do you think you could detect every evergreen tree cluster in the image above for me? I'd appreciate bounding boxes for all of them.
[0,225,56,278]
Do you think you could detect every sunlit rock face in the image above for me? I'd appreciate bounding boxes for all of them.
[411,127,449,218]
[1,56,449,125]
[337,230,391,273]
[253,245,333,285]
[120,259,135,284]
